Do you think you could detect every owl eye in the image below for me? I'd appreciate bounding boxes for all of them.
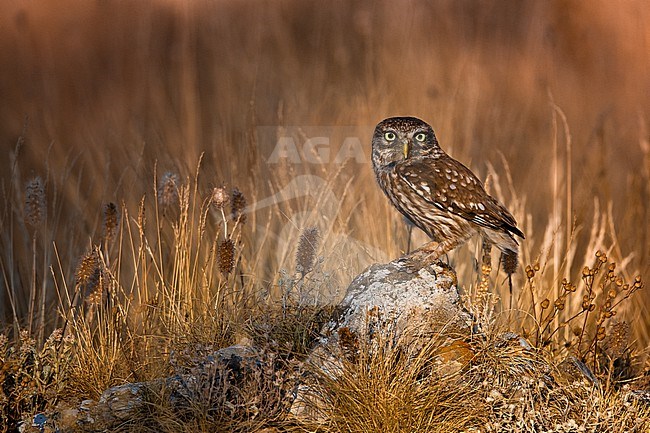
[414,132,427,142]
[384,131,396,141]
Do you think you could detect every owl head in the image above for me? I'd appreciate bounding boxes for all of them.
[371,116,441,169]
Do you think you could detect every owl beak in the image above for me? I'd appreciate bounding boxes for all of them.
[402,140,411,159]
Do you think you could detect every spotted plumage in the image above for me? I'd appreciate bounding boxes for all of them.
[371,116,524,274]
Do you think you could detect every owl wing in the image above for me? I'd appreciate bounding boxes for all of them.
[396,156,524,238]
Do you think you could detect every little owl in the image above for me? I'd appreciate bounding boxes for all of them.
[371,116,524,276]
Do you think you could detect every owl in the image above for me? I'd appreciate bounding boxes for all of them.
[371,116,524,275]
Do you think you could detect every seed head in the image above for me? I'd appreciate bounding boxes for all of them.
[76,249,106,303]
[44,329,63,347]
[296,227,320,276]
[525,265,535,279]
[137,196,146,230]
[75,249,101,288]
[633,276,643,290]
[211,185,230,209]
[501,250,517,275]
[103,202,119,244]
[19,329,35,356]
[218,239,235,275]
[605,321,630,359]
[158,172,179,215]
[87,281,104,306]
[24,176,46,228]
[599,252,608,263]
[0,333,7,352]
[231,187,247,224]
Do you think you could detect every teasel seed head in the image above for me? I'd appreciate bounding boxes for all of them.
[231,187,247,224]
[24,176,46,228]
[605,321,630,359]
[218,238,236,275]
[296,227,320,276]
[501,250,518,275]
[75,248,101,287]
[103,202,119,244]
[211,185,230,210]
[158,172,179,215]
[86,276,105,306]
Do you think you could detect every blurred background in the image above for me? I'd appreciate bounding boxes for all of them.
[0,0,648,340]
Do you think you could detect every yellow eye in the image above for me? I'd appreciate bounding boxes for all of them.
[384,131,396,141]
[414,132,427,142]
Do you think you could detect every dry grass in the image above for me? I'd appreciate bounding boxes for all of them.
[0,0,649,431]
[299,328,488,432]
[296,286,650,433]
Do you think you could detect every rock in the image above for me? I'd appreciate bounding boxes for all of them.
[625,389,650,405]
[100,382,147,421]
[291,258,474,420]
[318,259,473,359]
[288,383,323,422]
[556,355,599,385]
[432,339,475,376]
[55,344,279,432]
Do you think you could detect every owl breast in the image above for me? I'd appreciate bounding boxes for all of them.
[376,168,475,243]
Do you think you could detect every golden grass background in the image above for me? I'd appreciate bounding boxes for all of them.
[1,0,649,342]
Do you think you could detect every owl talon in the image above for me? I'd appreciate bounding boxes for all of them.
[397,255,441,275]
[396,256,420,273]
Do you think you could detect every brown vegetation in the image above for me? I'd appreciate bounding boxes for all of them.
[0,0,649,431]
